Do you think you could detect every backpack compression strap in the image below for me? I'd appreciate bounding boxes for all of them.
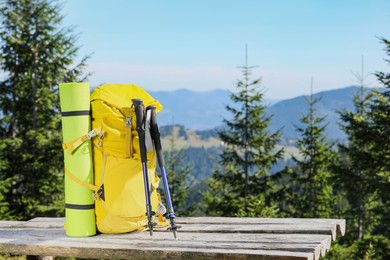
[64,167,99,194]
[62,128,104,154]
[62,128,104,200]
[65,167,104,202]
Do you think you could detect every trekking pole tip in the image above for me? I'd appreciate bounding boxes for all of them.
[146,223,154,237]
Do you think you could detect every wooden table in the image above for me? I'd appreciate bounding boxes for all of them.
[0,217,345,260]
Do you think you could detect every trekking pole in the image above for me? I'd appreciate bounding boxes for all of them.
[147,106,180,239]
[132,98,155,237]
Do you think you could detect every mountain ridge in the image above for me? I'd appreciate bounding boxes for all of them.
[150,86,377,141]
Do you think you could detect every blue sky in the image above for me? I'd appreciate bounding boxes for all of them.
[63,1,390,99]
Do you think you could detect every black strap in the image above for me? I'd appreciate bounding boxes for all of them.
[65,203,94,210]
[98,184,105,201]
[61,110,90,117]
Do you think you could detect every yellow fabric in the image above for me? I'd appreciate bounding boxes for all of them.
[62,128,103,154]
[64,167,99,193]
[62,135,88,154]
[90,83,164,234]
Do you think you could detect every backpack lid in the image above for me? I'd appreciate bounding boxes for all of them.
[90,83,163,112]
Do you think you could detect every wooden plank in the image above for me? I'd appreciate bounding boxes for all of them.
[174,223,337,241]
[0,221,25,228]
[0,228,327,255]
[24,217,345,238]
[0,217,343,240]
[0,227,331,260]
[0,244,314,260]
[0,228,314,260]
[102,232,331,259]
[0,218,64,229]
[177,217,346,237]
[0,217,345,260]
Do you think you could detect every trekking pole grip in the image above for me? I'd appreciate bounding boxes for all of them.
[132,98,144,129]
[148,106,165,167]
[132,98,146,162]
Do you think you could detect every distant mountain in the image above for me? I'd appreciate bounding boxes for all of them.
[269,86,359,141]
[151,86,376,141]
[150,88,279,130]
[150,88,231,130]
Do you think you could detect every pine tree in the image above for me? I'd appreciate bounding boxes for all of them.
[337,62,379,240]
[0,0,89,220]
[370,38,390,237]
[291,80,336,218]
[328,53,390,259]
[205,49,283,217]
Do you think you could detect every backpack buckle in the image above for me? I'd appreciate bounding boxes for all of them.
[87,130,97,140]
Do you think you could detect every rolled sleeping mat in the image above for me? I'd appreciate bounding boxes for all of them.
[59,82,96,237]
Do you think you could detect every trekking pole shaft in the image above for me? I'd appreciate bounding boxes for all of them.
[159,165,175,214]
[148,106,179,238]
[132,98,154,236]
[148,106,174,210]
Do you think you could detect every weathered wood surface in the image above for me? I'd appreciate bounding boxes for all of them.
[0,217,345,260]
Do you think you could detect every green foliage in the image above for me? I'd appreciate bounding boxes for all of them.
[327,38,390,259]
[0,0,89,220]
[184,180,208,217]
[337,85,379,240]
[325,235,390,260]
[337,73,390,241]
[272,91,341,220]
[235,194,279,218]
[324,240,358,260]
[0,177,12,219]
[355,235,390,260]
[369,38,390,238]
[183,146,222,182]
[290,93,337,218]
[205,60,283,217]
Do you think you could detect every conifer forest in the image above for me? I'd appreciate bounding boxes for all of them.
[0,0,389,259]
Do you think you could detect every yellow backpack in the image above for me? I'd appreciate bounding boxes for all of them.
[90,83,164,233]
